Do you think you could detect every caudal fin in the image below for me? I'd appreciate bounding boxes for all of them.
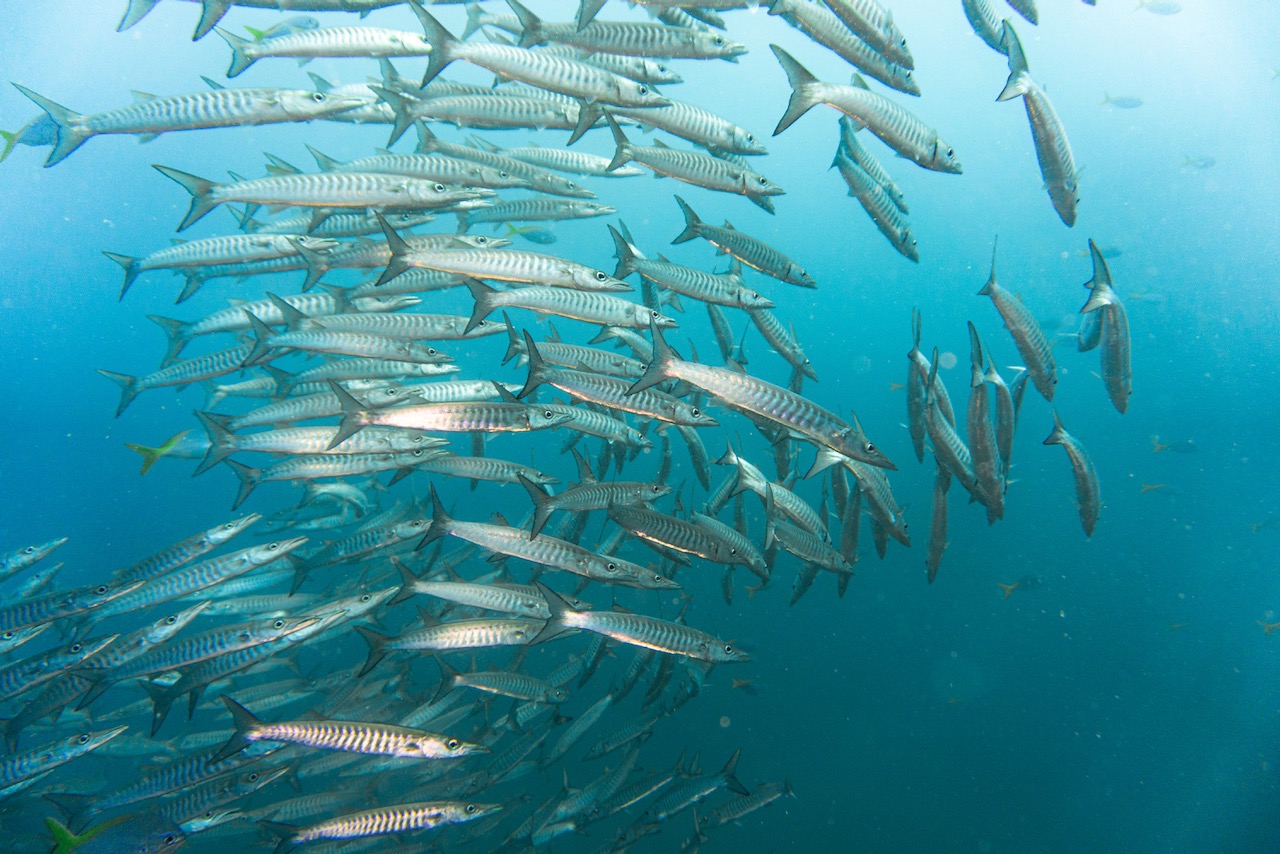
[768,45,820,135]
[518,473,555,541]
[125,430,189,476]
[11,84,89,166]
[516,330,552,401]
[374,212,413,286]
[97,369,141,417]
[626,317,676,395]
[153,165,220,231]
[670,195,703,244]
[212,695,263,762]
[996,21,1030,101]
[223,459,262,511]
[410,4,459,87]
[415,484,454,551]
[603,110,633,173]
[463,278,500,335]
[192,411,237,476]
[216,27,256,77]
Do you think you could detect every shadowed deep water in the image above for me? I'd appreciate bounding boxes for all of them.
[1,1,1278,852]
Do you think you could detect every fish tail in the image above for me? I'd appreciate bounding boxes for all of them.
[627,317,676,395]
[97,369,141,417]
[125,437,173,476]
[326,380,370,450]
[763,484,778,548]
[11,84,89,166]
[464,277,498,335]
[670,195,702,244]
[291,240,331,292]
[517,330,551,400]
[720,748,750,796]
[506,0,545,48]
[603,110,632,172]
[417,484,453,551]
[0,129,17,163]
[152,165,220,231]
[530,581,576,644]
[500,311,523,365]
[977,237,998,295]
[608,223,639,279]
[996,22,1030,101]
[138,679,176,736]
[354,624,392,677]
[240,310,276,367]
[1080,239,1115,313]
[215,27,256,77]
[1042,409,1068,446]
[369,85,414,147]
[430,656,461,705]
[146,314,189,363]
[387,556,421,607]
[193,411,236,476]
[195,0,234,40]
[103,250,141,300]
[374,211,412,286]
[212,695,261,762]
[260,820,300,854]
[461,3,487,39]
[518,473,554,541]
[117,0,162,31]
[768,45,819,135]
[223,459,261,511]
[410,4,459,87]
[43,815,85,854]
[967,322,985,387]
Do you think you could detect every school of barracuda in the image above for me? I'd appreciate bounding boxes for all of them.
[1,0,1129,850]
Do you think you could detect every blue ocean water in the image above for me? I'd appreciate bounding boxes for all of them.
[1,1,1278,851]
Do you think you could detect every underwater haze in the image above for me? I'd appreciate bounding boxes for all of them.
[1,1,1279,852]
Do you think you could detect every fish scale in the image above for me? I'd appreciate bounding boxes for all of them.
[284,801,498,847]
[320,151,534,190]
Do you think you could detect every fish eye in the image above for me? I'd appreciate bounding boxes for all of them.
[447,738,460,749]
[23,546,34,554]
[273,620,285,629]
[360,594,371,602]
[427,348,437,356]
[165,836,177,846]
[78,734,90,744]
[650,310,659,318]
[94,585,108,594]
[566,181,577,190]
[544,410,553,418]
[434,183,445,191]
[166,615,177,624]
[691,408,701,417]
[499,170,510,179]
[268,542,280,551]
[594,270,607,281]
[900,37,908,47]
[311,92,326,102]
[757,176,767,185]
[474,236,488,245]
[606,562,617,571]
[714,36,724,45]
[654,574,663,583]
[657,64,668,72]
[866,442,876,453]
[638,85,648,95]
[465,803,477,813]
[248,772,261,781]
[746,134,755,142]
[652,485,661,492]
[1,632,12,640]
[947,148,954,157]
[724,644,733,653]
[223,522,236,529]
[70,643,83,653]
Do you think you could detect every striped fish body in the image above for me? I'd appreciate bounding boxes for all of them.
[822,0,915,67]
[322,234,507,272]
[240,717,476,759]
[986,362,1017,480]
[363,400,567,433]
[962,0,1007,54]
[415,453,553,487]
[691,513,768,578]
[0,579,140,634]
[453,671,566,704]
[416,126,591,197]
[114,515,259,584]
[402,247,627,292]
[24,87,359,139]
[978,276,1057,400]
[1044,414,1101,536]
[286,358,458,389]
[749,307,817,379]
[834,152,918,261]
[503,145,646,177]
[925,391,978,498]
[673,200,814,287]
[608,504,729,563]
[460,198,615,230]
[614,100,767,155]
[327,152,532,190]
[474,284,670,330]
[998,25,1079,225]
[966,371,1004,523]
[411,93,584,132]
[1080,246,1131,413]
[615,138,783,203]
[210,172,487,212]
[560,606,744,663]
[628,257,774,310]
[770,0,918,95]
[926,460,951,583]
[227,26,430,65]
[229,384,421,430]
[284,801,498,847]
[261,328,452,364]
[405,580,551,619]
[839,116,908,212]
[384,619,546,653]
[528,363,710,426]
[248,210,435,237]
[0,727,126,795]
[494,11,745,61]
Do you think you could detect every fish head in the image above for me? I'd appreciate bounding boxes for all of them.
[929,138,963,174]
[547,176,595,199]
[528,406,576,431]
[574,266,631,292]
[706,639,749,663]
[452,802,502,822]
[249,537,309,565]
[277,89,370,120]
[895,225,920,263]
[744,171,786,197]
[735,287,775,310]
[724,126,768,156]
[701,32,749,61]
[636,59,683,85]
[292,235,341,253]
[636,306,678,329]
[620,79,670,108]
[386,432,440,453]
[209,513,263,547]
[680,403,718,428]
[67,724,130,753]
[382,211,436,230]
[895,67,922,97]
[637,481,674,503]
